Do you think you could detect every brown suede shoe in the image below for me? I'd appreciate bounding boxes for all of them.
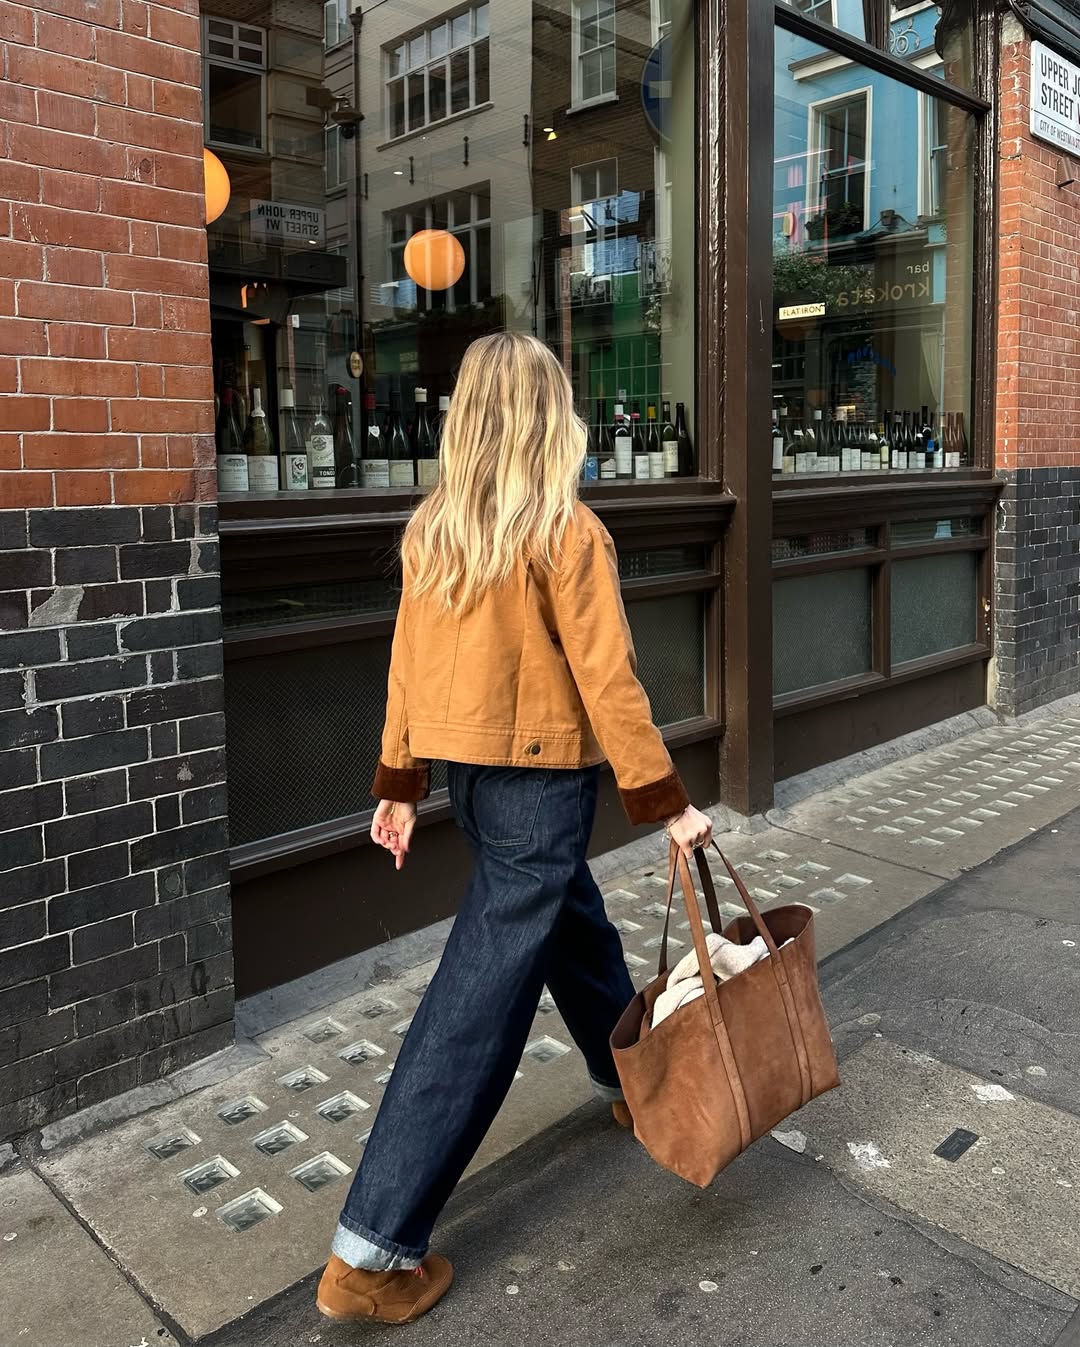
[316,1253,454,1325]
[612,1100,633,1130]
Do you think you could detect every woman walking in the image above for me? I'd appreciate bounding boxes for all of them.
[318,332,713,1325]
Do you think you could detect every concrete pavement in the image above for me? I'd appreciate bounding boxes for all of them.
[4,700,1080,1345]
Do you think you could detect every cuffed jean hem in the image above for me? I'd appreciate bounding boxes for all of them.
[590,1074,625,1104]
[332,1217,424,1271]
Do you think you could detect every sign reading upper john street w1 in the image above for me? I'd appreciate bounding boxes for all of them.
[1031,41,1080,154]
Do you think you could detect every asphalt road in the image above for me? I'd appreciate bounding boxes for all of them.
[206,810,1080,1347]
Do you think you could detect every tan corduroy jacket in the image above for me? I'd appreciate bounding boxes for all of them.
[372,503,690,825]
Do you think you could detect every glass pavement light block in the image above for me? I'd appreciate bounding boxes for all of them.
[215,1188,282,1234]
[252,1121,309,1157]
[603,888,640,904]
[537,992,557,1015]
[278,1066,330,1094]
[374,1066,395,1086]
[317,1091,371,1124]
[356,1126,374,1147]
[613,918,642,935]
[218,1096,268,1127]
[338,1039,386,1067]
[523,1036,572,1066]
[146,1126,201,1161]
[360,999,398,1021]
[178,1155,239,1196]
[290,1152,352,1193]
[303,1017,346,1045]
[391,1018,414,1038]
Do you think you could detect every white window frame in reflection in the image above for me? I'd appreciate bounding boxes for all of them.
[202,15,267,155]
[571,0,617,110]
[806,86,873,234]
[917,70,947,221]
[325,125,348,195]
[325,0,351,51]
[384,187,492,314]
[785,0,837,23]
[384,4,491,141]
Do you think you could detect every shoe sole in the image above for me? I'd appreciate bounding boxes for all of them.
[316,1265,454,1325]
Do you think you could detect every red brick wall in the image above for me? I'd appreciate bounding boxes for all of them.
[996,25,1080,471]
[0,0,214,510]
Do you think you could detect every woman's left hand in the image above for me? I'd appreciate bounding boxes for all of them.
[372,800,417,871]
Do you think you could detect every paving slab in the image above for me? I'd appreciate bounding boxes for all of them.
[201,1105,1072,1347]
[789,1038,1080,1298]
[0,1164,176,1347]
[772,717,1080,878]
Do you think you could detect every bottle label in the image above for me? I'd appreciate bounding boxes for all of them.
[416,458,439,487]
[634,454,650,480]
[772,435,784,472]
[247,456,278,492]
[583,454,599,482]
[663,441,679,475]
[389,460,416,488]
[782,454,795,475]
[615,441,632,476]
[308,434,335,487]
[280,452,309,491]
[361,458,390,489]
[217,454,248,492]
[599,457,616,479]
[649,451,664,480]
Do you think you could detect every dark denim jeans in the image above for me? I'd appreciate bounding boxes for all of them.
[333,762,634,1269]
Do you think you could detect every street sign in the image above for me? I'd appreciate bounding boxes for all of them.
[250,199,326,245]
[640,34,672,142]
[1030,40,1080,154]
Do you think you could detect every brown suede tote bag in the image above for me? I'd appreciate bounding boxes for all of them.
[610,843,839,1187]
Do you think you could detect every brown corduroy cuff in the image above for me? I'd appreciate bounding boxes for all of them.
[371,760,431,803]
[618,770,690,826]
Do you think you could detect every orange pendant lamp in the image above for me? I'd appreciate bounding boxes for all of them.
[403,229,466,291]
[203,148,231,225]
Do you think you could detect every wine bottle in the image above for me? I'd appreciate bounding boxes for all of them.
[215,384,248,491]
[596,398,616,479]
[630,402,649,480]
[811,408,824,473]
[828,411,841,473]
[660,401,679,477]
[772,410,784,474]
[387,384,415,487]
[413,386,438,487]
[360,391,389,488]
[674,402,694,476]
[307,396,335,489]
[583,413,599,482]
[782,409,797,475]
[952,411,967,468]
[613,400,632,478]
[332,387,360,487]
[435,394,451,448]
[646,403,663,480]
[279,387,309,490]
[890,411,905,471]
[862,419,878,472]
[929,411,943,470]
[245,387,278,491]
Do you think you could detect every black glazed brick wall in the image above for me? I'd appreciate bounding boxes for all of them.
[994,468,1080,717]
[0,504,234,1140]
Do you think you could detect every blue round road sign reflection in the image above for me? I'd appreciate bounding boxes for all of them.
[640,34,672,142]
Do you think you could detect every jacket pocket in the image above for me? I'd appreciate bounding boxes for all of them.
[474,767,551,848]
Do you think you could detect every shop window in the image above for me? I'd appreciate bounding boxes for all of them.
[202,16,266,153]
[772,29,975,478]
[891,551,977,663]
[572,0,616,107]
[773,569,873,695]
[325,0,350,50]
[385,4,490,139]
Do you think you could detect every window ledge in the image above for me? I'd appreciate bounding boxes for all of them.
[377,102,494,151]
[567,92,619,115]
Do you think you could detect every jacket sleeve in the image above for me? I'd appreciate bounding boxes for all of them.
[554,526,690,826]
[371,591,430,803]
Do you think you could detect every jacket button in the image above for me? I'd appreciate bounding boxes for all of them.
[526,741,542,755]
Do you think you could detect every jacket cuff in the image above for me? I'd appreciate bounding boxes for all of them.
[618,770,690,826]
[372,760,430,803]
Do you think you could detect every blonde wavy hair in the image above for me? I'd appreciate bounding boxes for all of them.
[401,332,586,610]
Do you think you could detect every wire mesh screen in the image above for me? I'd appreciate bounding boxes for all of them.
[223,579,400,633]
[225,640,394,845]
[772,529,875,563]
[618,545,707,580]
[773,569,873,696]
[891,552,977,664]
[625,592,706,727]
